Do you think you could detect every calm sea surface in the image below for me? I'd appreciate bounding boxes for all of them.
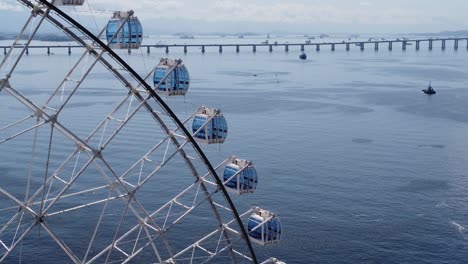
[1,36,468,263]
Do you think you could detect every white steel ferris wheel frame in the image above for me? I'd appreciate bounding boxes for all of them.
[0,0,281,263]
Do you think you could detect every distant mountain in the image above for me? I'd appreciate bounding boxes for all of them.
[411,30,468,37]
[0,32,72,42]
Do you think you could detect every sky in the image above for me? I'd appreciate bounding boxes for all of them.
[1,0,467,34]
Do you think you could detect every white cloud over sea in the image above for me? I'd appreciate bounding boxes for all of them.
[0,0,466,33]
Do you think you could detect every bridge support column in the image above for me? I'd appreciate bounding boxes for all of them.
[269,45,273,52]
[219,45,223,53]
[165,46,169,54]
[201,46,205,53]
[374,42,379,51]
[360,43,364,51]
[184,45,187,54]
[236,45,240,53]
[429,40,433,51]
[388,42,393,51]
[147,46,151,54]
[416,41,420,51]
[26,48,29,56]
[316,44,320,51]
[466,39,468,50]
[301,44,305,52]
[285,45,289,52]
[331,44,335,51]
[441,40,446,50]
[454,40,459,50]
[47,47,50,55]
[3,47,6,55]
[68,46,72,55]
[253,45,256,53]
[402,41,407,51]
[346,43,350,51]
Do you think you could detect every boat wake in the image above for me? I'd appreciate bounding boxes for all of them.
[435,201,447,208]
[451,221,468,239]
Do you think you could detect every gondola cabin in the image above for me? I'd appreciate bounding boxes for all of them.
[248,208,282,246]
[106,11,143,49]
[192,107,227,144]
[54,0,85,5]
[223,157,257,195]
[154,58,190,96]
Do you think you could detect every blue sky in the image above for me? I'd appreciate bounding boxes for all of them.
[1,0,467,34]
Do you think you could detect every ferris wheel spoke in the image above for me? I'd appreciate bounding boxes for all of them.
[40,152,97,215]
[24,148,81,209]
[46,58,184,157]
[37,156,168,263]
[146,182,242,241]
[115,109,202,185]
[170,208,265,263]
[199,237,246,264]
[2,85,95,152]
[87,157,169,235]
[112,182,238,263]
[0,1,284,263]
[0,12,35,71]
[0,211,23,240]
[82,159,183,263]
[103,198,130,264]
[38,123,55,216]
[0,114,34,133]
[169,229,247,263]
[130,140,190,192]
[80,195,170,263]
[145,157,230,223]
[0,120,46,145]
[0,221,36,263]
[96,94,154,151]
[144,123,236,254]
[123,144,239,262]
[95,158,175,238]
[2,5,52,79]
[53,46,119,116]
[45,191,126,217]
[39,24,109,109]
[42,46,92,109]
[88,222,153,264]
[81,188,112,263]
[40,221,82,264]
[0,187,38,218]
[140,224,165,263]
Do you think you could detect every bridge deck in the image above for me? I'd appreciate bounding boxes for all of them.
[1,37,467,54]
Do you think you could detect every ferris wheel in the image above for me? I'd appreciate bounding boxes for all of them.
[0,1,284,263]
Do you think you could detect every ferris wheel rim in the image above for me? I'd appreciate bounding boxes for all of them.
[0,0,259,263]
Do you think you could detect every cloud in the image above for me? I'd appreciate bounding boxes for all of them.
[0,0,24,11]
[359,1,373,7]
[0,0,464,34]
[78,0,433,25]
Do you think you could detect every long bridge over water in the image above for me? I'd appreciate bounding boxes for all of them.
[2,37,467,55]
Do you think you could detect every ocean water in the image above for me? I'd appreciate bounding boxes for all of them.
[1,36,468,264]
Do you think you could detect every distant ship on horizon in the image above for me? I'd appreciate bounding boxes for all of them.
[180,33,195,39]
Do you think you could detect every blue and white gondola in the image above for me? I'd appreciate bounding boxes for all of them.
[223,157,257,194]
[248,208,282,246]
[154,58,190,96]
[192,107,228,144]
[106,11,143,49]
[54,0,85,5]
